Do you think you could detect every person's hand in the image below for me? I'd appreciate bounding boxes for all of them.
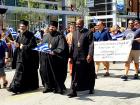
[16,43,20,48]
[86,55,93,63]
[49,51,55,55]
[5,58,8,64]
[69,58,73,64]
[10,40,14,44]
[134,38,140,43]
[20,44,24,49]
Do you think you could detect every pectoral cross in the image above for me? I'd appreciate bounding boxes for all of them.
[49,44,52,48]
[77,41,80,48]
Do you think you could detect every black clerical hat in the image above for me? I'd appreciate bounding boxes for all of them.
[19,20,29,26]
[50,21,58,28]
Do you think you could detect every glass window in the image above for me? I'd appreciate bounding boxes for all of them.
[4,0,16,6]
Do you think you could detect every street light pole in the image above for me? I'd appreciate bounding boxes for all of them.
[0,8,7,30]
[137,0,139,20]
[62,0,67,31]
[0,0,7,30]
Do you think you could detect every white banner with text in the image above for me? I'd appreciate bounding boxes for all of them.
[94,40,132,61]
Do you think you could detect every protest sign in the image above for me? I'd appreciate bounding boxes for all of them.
[94,40,132,61]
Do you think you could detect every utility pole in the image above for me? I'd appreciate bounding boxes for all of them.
[0,0,7,30]
[61,0,67,32]
[137,0,139,20]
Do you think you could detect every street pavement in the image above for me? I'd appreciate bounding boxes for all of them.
[0,62,140,105]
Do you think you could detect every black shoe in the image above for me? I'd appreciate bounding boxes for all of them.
[113,61,116,64]
[59,90,65,95]
[7,88,19,94]
[95,74,97,79]
[121,75,128,81]
[53,89,58,93]
[68,92,77,98]
[104,72,110,77]
[89,90,94,94]
[43,88,53,93]
[53,89,64,94]
[3,81,8,88]
[133,74,139,79]
[62,85,67,90]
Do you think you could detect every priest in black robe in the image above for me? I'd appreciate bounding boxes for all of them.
[8,20,39,93]
[68,19,96,98]
[39,27,50,91]
[41,21,69,94]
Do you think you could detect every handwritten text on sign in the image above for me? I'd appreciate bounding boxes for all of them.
[94,40,132,61]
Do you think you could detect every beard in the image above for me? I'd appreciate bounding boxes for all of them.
[20,29,27,34]
[49,30,57,36]
[76,26,82,30]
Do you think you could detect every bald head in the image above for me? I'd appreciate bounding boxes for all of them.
[76,19,84,29]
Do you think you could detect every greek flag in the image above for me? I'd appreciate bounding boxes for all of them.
[116,0,125,12]
[111,33,124,40]
[34,31,42,40]
[8,27,17,38]
[33,43,51,53]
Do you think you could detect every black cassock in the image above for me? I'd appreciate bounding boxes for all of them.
[70,28,96,91]
[40,31,69,93]
[39,34,49,86]
[8,31,39,93]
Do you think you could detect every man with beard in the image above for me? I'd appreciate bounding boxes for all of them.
[41,21,69,94]
[8,20,39,94]
[67,19,96,98]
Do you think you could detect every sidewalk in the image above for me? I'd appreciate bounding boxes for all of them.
[0,63,140,105]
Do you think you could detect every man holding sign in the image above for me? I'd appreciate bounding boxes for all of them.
[94,21,112,76]
[121,20,140,81]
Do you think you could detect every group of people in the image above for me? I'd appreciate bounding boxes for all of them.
[1,17,140,98]
[0,18,96,98]
[93,19,140,81]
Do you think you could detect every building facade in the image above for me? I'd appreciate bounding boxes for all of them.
[0,0,81,31]
[87,0,140,27]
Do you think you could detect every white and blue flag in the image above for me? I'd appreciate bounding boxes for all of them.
[111,33,124,40]
[33,43,51,53]
[8,27,17,38]
[34,31,42,40]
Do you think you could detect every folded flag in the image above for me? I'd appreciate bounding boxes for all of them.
[34,31,42,40]
[33,43,51,53]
